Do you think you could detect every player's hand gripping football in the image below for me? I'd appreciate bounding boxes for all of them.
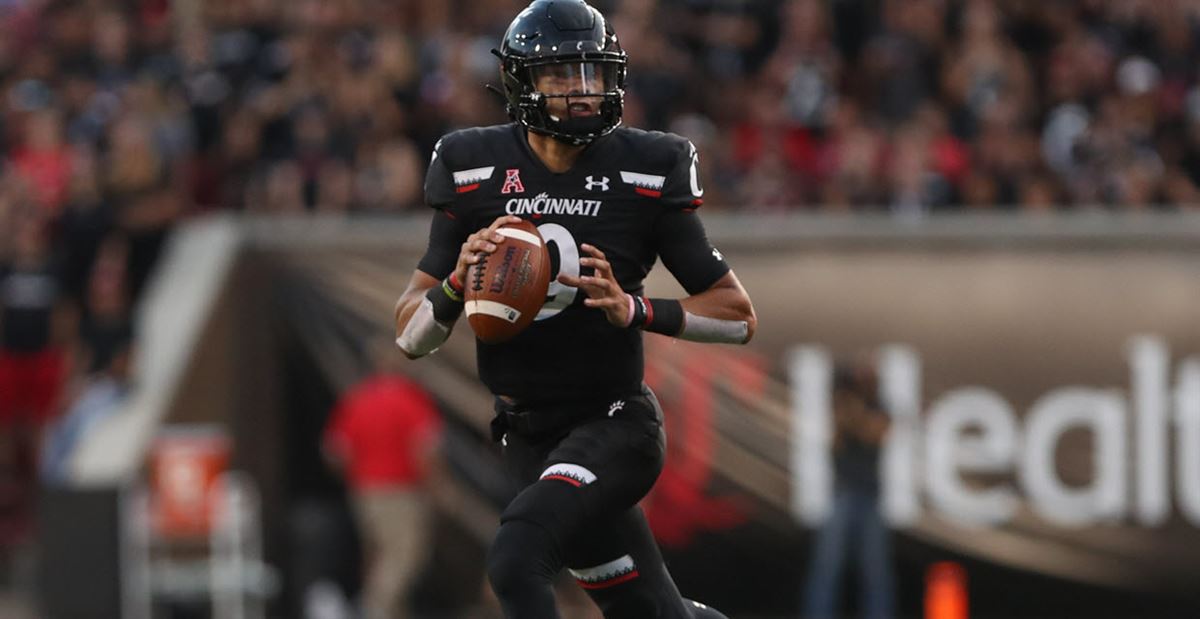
[557,244,630,327]
[455,214,525,284]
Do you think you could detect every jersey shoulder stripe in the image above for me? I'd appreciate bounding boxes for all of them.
[619,171,666,190]
[428,124,522,202]
[452,166,495,193]
[608,128,702,207]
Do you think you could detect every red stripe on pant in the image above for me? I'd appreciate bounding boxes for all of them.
[576,570,640,590]
[541,474,583,487]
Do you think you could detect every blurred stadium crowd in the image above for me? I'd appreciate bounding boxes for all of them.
[4,0,1200,568]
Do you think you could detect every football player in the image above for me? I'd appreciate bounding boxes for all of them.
[393,1,755,617]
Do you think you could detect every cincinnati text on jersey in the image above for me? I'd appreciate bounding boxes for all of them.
[505,192,603,217]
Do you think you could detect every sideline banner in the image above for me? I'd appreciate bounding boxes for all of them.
[639,244,1200,595]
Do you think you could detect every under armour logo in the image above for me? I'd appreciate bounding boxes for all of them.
[712,247,724,261]
[585,175,610,191]
[608,400,625,417]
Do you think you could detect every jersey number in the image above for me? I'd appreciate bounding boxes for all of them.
[535,223,579,320]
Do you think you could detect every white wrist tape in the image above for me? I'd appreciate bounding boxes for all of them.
[679,312,749,344]
[396,297,451,357]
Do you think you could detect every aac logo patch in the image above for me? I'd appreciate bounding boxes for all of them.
[501,168,525,194]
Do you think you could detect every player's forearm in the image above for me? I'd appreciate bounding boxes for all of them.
[394,271,462,359]
[679,272,756,344]
[394,288,430,335]
[681,284,755,325]
[629,273,756,344]
[678,294,756,344]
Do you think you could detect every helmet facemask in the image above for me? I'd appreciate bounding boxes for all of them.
[500,43,626,145]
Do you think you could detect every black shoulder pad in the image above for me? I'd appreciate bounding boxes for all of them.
[612,129,704,210]
[424,125,514,209]
[659,133,704,210]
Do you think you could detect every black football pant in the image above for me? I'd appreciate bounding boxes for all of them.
[486,385,727,619]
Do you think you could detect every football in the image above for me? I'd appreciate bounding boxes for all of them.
[464,219,551,344]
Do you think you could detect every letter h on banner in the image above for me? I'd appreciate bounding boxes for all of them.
[789,347,832,526]
[879,345,922,527]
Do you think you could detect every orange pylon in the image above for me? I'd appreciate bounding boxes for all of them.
[925,561,968,619]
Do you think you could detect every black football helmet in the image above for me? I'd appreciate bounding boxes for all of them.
[496,0,627,145]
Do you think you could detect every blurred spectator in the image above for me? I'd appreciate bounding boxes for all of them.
[322,337,443,619]
[861,0,946,125]
[9,109,74,216]
[56,146,114,304]
[802,359,895,619]
[6,0,1200,231]
[0,209,72,545]
[39,324,133,485]
[0,211,71,424]
[77,235,132,377]
[816,101,886,208]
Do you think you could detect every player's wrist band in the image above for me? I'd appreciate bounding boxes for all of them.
[425,276,465,323]
[624,295,643,328]
[625,295,684,336]
[445,272,465,300]
[646,298,684,335]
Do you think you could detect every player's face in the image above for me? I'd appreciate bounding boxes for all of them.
[530,61,614,120]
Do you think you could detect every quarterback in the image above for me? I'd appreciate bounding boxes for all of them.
[394,1,755,616]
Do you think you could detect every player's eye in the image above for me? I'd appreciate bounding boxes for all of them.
[530,62,612,95]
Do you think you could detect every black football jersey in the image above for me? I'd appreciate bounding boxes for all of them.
[417,123,730,402]
[0,261,61,353]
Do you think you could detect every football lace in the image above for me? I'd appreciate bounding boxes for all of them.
[472,254,488,291]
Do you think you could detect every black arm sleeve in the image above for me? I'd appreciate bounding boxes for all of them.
[417,133,470,278]
[653,209,731,295]
[415,210,468,279]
